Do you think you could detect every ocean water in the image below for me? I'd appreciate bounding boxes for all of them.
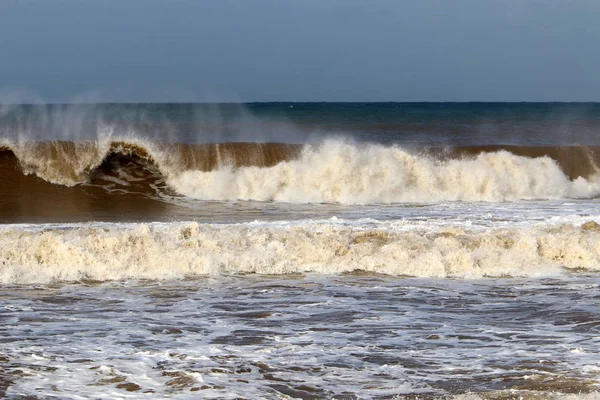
[1,102,600,399]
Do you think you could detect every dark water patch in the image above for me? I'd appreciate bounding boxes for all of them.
[268,383,328,400]
[212,330,281,346]
[236,311,273,319]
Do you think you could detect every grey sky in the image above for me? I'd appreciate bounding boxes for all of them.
[0,0,599,102]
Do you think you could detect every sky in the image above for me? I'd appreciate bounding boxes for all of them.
[0,0,599,103]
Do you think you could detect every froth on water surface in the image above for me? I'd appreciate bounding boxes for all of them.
[3,102,600,222]
[0,139,301,222]
[4,217,600,284]
[1,275,600,398]
[2,138,600,222]
[3,103,600,398]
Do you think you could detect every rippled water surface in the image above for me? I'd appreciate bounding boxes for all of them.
[2,275,600,399]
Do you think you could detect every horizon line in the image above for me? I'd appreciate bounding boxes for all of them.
[2,100,600,106]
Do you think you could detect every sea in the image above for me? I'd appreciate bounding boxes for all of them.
[1,102,600,399]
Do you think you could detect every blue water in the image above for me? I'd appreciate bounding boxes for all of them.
[3,102,600,145]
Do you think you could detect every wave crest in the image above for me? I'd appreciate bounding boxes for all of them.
[3,220,600,284]
[1,139,600,213]
[171,141,600,203]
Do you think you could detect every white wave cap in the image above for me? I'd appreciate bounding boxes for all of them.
[2,220,600,284]
[169,140,600,204]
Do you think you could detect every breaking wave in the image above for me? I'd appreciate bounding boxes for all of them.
[3,219,600,284]
[171,141,600,203]
[1,138,600,220]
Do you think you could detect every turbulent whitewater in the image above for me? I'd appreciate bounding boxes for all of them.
[4,103,600,399]
[3,218,600,284]
[170,141,600,203]
[2,137,600,223]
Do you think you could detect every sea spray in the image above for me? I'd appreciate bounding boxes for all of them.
[2,139,600,203]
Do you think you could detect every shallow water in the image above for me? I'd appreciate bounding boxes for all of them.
[2,275,600,399]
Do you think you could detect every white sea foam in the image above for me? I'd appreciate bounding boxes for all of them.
[2,219,600,284]
[169,140,600,204]
[448,393,600,400]
[3,276,600,398]
[4,138,600,203]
